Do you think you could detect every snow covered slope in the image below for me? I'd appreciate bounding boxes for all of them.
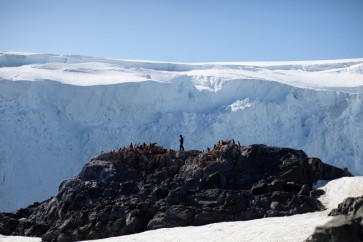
[0,52,363,212]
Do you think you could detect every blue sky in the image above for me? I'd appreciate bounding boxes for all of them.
[1,0,362,62]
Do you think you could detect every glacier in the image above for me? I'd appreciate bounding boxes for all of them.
[0,52,363,212]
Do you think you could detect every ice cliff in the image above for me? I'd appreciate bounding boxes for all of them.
[0,52,362,212]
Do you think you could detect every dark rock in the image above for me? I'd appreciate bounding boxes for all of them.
[57,230,77,242]
[0,218,19,235]
[251,180,268,195]
[24,223,49,237]
[125,209,147,234]
[193,211,221,225]
[203,171,227,189]
[183,178,199,192]
[307,196,363,242]
[120,181,138,195]
[306,215,363,242]
[166,187,187,204]
[152,205,194,228]
[298,184,311,196]
[0,142,351,240]
[310,189,325,198]
[329,196,363,216]
[151,187,169,200]
[42,230,59,242]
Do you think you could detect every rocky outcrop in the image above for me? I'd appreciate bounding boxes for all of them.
[307,196,363,242]
[329,196,363,217]
[0,142,351,241]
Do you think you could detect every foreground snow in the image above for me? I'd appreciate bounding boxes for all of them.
[1,52,363,212]
[0,236,40,242]
[1,176,362,242]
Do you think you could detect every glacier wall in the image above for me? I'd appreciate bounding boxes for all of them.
[0,76,362,212]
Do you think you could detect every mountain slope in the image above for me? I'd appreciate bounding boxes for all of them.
[0,52,363,212]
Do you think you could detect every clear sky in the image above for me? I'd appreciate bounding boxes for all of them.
[1,0,363,62]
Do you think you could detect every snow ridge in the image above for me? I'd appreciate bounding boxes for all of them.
[0,52,363,212]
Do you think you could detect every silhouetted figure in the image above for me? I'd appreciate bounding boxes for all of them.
[130,143,133,149]
[179,135,184,151]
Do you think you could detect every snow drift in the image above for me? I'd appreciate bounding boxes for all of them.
[0,52,363,212]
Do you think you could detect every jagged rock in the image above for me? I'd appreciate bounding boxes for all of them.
[148,205,194,229]
[0,142,351,241]
[307,196,363,242]
[329,196,363,216]
[0,217,18,235]
[306,215,363,242]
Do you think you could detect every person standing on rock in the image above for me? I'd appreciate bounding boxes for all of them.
[179,135,185,151]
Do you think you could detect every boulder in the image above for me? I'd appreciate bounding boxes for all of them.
[329,196,363,216]
[307,196,363,242]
